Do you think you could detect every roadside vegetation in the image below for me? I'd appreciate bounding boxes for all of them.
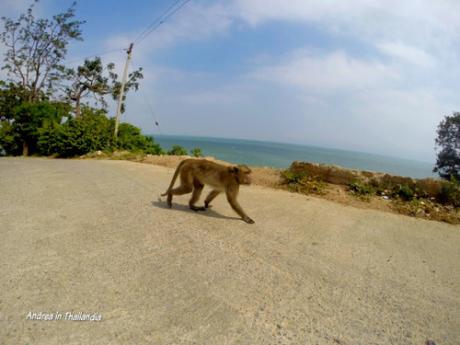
[281,161,460,224]
[0,2,201,159]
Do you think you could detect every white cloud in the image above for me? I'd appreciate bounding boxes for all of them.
[250,50,400,92]
[242,46,457,160]
[377,42,435,67]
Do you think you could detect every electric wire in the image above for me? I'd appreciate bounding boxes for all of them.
[134,0,191,46]
[65,48,125,65]
[130,57,163,135]
[134,0,182,44]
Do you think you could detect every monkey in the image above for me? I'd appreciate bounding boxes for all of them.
[161,159,255,224]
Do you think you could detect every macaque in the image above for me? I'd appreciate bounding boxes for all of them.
[162,159,254,224]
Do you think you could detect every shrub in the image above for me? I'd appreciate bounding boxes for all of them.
[168,144,187,156]
[414,178,441,199]
[1,100,70,156]
[282,170,326,195]
[348,181,375,201]
[190,147,203,157]
[298,176,327,195]
[282,170,307,184]
[391,199,460,224]
[393,184,415,201]
[37,107,162,157]
[116,123,162,154]
[38,108,113,157]
[437,179,460,207]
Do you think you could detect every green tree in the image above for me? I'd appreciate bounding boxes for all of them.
[65,57,143,118]
[0,81,29,154]
[190,147,202,157]
[37,107,163,157]
[1,98,70,155]
[116,123,162,154]
[1,1,85,101]
[37,107,112,157]
[168,144,187,156]
[434,112,460,180]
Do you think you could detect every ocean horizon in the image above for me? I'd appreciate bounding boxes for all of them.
[151,134,436,179]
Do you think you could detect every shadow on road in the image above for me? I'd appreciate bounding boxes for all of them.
[151,199,242,222]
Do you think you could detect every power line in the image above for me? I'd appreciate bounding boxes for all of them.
[130,57,163,135]
[134,0,191,46]
[66,48,125,65]
[134,0,182,44]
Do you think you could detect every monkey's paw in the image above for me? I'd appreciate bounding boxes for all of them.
[244,217,255,224]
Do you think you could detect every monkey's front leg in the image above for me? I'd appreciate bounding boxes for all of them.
[226,189,255,224]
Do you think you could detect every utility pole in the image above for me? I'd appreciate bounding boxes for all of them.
[114,43,134,138]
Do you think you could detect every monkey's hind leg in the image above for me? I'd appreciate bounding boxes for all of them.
[167,185,193,208]
[189,180,206,212]
[204,190,221,208]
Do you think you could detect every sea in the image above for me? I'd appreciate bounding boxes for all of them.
[152,135,436,179]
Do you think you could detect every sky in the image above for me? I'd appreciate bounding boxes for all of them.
[1,0,460,163]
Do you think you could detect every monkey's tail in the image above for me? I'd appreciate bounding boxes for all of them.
[161,159,188,196]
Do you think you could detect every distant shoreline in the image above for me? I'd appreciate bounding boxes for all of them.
[152,134,433,164]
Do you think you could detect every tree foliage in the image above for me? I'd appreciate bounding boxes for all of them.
[434,112,460,180]
[0,82,70,155]
[1,1,84,101]
[65,57,143,117]
[36,107,162,157]
[168,144,188,156]
[190,147,202,157]
[0,2,157,157]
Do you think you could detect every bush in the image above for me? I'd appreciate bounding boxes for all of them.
[438,180,460,207]
[282,170,327,195]
[116,123,162,154]
[37,107,162,157]
[168,144,187,156]
[190,147,203,157]
[414,178,441,199]
[393,184,415,201]
[390,199,460,224]
[1,100,70,156]
[348,181,375,201]
[38,108,113,157]
[0,120,20,155]
[282,170,306,184]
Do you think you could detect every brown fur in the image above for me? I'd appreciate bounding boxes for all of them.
[161,159,255,224]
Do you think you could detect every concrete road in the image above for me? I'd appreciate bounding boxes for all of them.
[0,158,459,345]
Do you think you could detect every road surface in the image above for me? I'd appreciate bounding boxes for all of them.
[0,158,459,345]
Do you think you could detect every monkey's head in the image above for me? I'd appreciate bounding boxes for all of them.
[229,165,252,185]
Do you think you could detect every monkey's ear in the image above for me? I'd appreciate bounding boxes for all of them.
[238,164,251,173]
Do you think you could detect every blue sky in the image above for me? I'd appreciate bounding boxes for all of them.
[1,0,460,162]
